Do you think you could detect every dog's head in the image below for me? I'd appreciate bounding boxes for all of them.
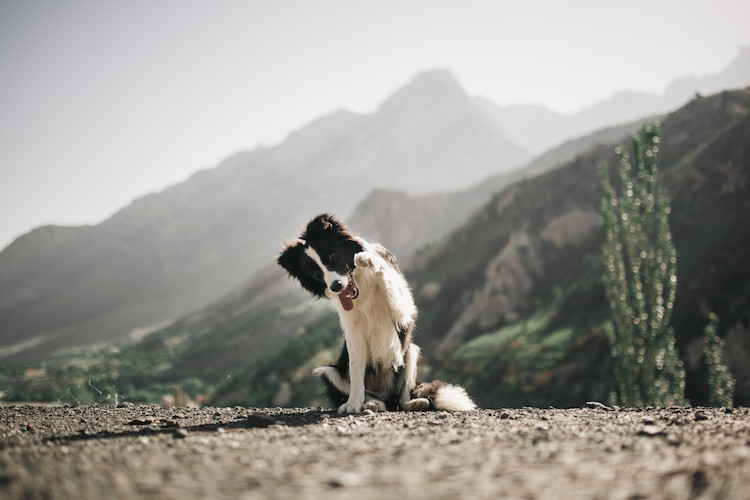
[278,213,363,310]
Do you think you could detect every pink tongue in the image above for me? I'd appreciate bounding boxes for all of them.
[338,279,357,311]
[339,294,354,311]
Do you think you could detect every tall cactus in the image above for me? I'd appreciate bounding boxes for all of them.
[599,123,686,407]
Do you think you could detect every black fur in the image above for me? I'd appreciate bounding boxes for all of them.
[278,213,363,297]
[277,241,327,297]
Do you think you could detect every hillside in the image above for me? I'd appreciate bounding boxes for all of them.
[0,70,530,363]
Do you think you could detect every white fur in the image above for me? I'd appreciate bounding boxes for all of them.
[433,384,476,412]
[344,242,413,413]
[309,238,474,414]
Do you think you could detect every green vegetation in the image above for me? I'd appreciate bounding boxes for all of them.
[210,313,342,407]
[0,299,325,406]
[599,123,687,407]
[703,313,735,407]
[431,297,609,409]
[0,345,212,406]
[599,123,736,407]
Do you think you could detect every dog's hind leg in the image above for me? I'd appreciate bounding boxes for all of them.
[313,366,350,394]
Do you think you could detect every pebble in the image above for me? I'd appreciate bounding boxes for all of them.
[246,414,276,428]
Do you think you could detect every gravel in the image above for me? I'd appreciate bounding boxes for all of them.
[2,404,749,499]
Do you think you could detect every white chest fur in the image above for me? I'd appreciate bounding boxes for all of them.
[334,247,416,371]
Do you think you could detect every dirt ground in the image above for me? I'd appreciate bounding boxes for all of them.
[1,404,749,499]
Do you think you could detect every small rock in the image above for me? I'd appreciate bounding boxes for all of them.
[246,414,275,428]
[638,424,665,437]
[329,473,361,488]
[173,428,189,439]
[585,401,613,411]
[126,418,155,426]
[666,433,681,446]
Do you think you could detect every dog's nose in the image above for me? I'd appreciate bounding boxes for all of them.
[330,280,344,293]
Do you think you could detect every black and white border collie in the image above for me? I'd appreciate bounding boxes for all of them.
[278,213,476,414]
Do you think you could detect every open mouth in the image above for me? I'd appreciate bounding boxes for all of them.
[338,272,359,312]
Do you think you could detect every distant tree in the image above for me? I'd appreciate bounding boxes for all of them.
[599,123,687,407]
[703,313,735,407]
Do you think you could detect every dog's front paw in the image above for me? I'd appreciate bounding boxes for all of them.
[354,252,374,269]
[338,400,364,414]
[403,398,430,411]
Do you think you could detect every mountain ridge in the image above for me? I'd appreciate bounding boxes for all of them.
[478,46,750,155]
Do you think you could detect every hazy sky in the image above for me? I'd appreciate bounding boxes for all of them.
[1,0,749,250]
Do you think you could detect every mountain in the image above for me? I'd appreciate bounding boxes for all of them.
[478,47,750,155]
[0,70,530,363]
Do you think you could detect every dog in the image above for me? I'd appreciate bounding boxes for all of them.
[278,213,476,414]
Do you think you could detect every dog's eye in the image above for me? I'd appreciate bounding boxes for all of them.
[327,253,337,263]
[312,269,324,282]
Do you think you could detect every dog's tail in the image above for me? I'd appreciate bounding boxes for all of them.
[412,380,476,411]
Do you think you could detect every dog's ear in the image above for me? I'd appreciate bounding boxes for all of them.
[302,213,348,241]
[278,239,306,278]
[277,239,326,297]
